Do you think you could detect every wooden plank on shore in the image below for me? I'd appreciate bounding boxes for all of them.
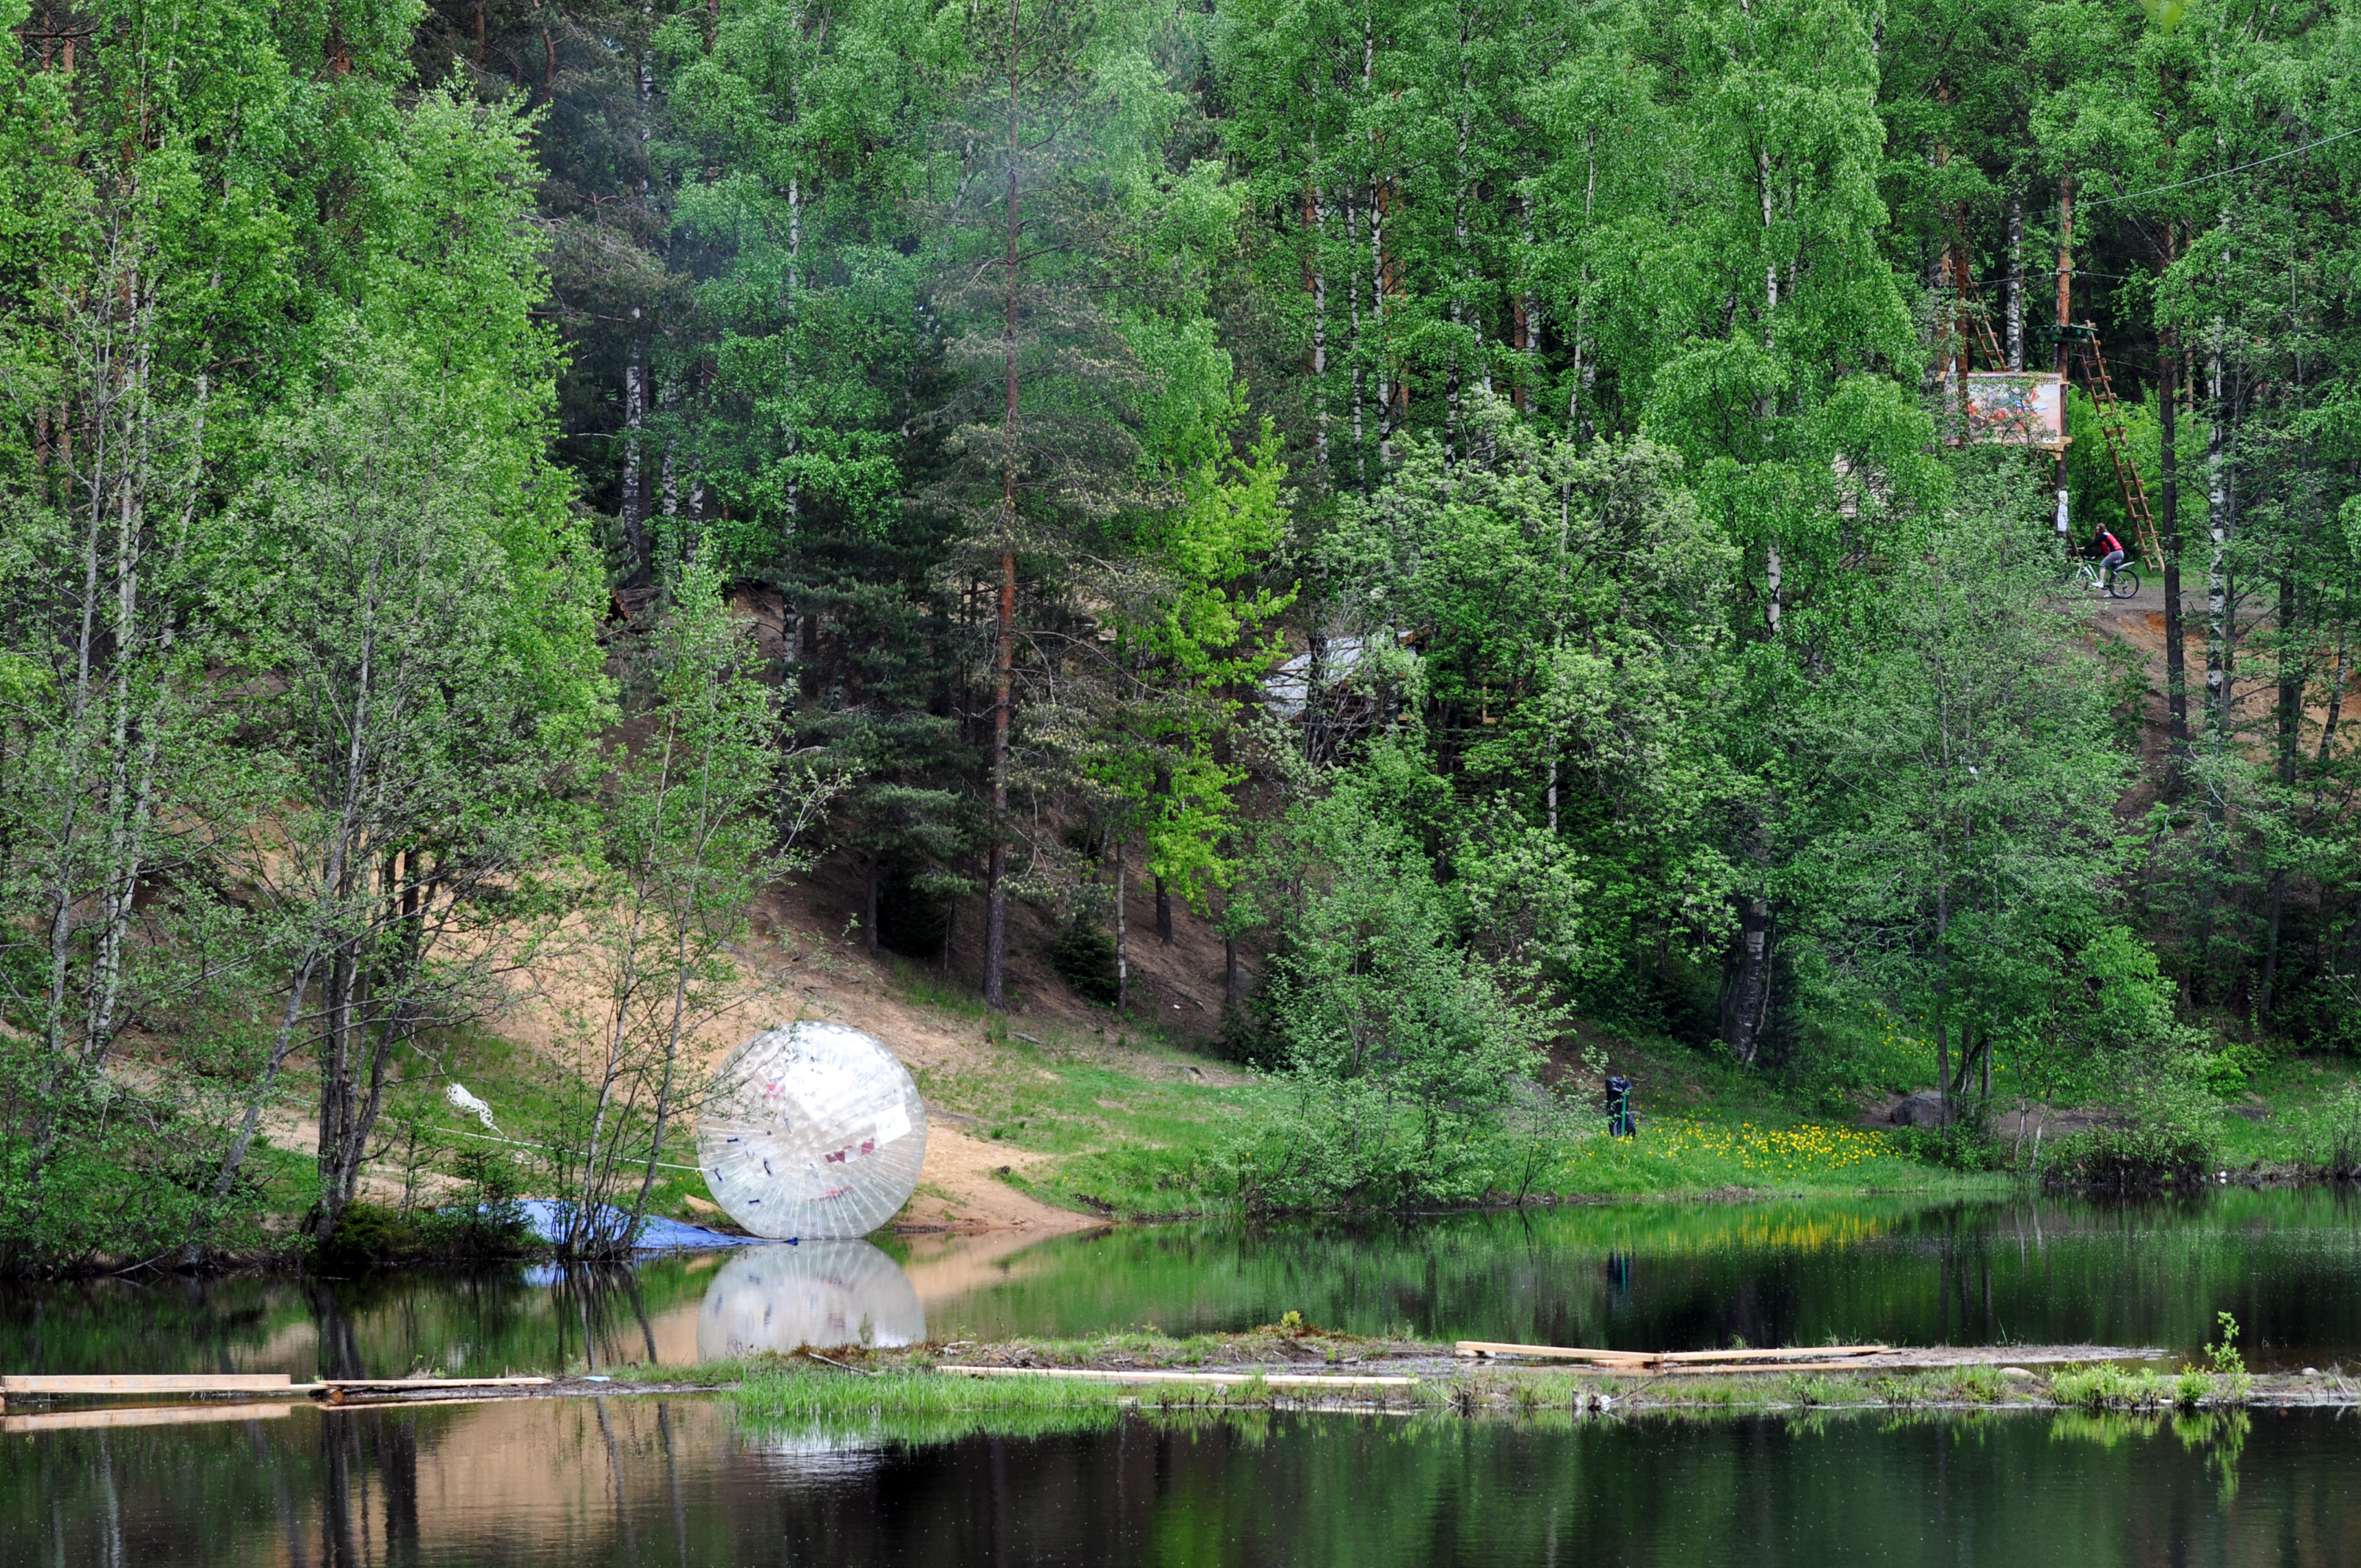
[4,1403,293,1434]
[1454,1342,1887,1365]
[1455,1343,1654,1363]
[1652,1346,1887,1364]
[938,1366,1418,1389]
[309,1377,551,1390]
[1639,1361,1894,1377]
[2,1373,294,1395]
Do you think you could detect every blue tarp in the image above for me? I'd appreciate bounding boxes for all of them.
[512,1199,774,1252]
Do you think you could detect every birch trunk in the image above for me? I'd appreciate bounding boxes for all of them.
[2203,343,2233,738]
[623,325,648,577]
[1346,190,1365,481]
[2005,193,2024,370]
[1307,175,1329,475]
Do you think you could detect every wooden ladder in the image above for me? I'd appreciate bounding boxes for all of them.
[1952,288,2006,373]
[2066,325,2164,570]
[1947,232,2009,372]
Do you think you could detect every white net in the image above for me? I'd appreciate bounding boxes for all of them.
[694,1241,926,1356]
[697,1021,929,1239]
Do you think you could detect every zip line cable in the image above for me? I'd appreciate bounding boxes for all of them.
[2078,124,2361,209]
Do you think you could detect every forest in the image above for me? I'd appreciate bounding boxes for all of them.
[2,0,2358,1265]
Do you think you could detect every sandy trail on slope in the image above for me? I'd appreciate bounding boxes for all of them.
[494,911,1131,1236]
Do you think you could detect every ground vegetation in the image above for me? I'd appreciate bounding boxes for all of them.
[6,0,2361,1263]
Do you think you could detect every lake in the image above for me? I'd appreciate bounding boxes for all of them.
[7,1188,2360,1566]
[7,1188,2360,1376]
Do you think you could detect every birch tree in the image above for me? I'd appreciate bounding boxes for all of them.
[0,212,248,1262]
[546,549,846,1256]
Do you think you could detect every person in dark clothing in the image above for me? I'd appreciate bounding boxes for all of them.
[2091,526,2127,592]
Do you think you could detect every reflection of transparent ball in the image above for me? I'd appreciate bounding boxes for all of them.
[695,1241,926,1357]
[697,1022,928,1239]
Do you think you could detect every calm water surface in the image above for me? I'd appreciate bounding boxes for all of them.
[1,1396,2347,1566]
[7,1188,2361,1376]
[8,1189,2361,1564]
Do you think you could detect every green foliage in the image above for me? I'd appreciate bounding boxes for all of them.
[1791,469,2133,1099]
[1048,921,1122,1007]
[1239,761,1564,1210]
[2050,1365,2172,1412]
[2287,1080,2361,1176]
[543,545,828,1257]
[2201,1042,2269,1099]
[2201,1312,2253,1404]
[12,0,2361,1262]
[2046,1050,2219,1188]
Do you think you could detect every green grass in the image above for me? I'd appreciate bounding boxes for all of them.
[595,1340,2282,1446]
[2050,1365,2176,1411]
[263,959,2361,1238]
[736,1366,1132,1443]
[912,1026,2019,1216]
[907,1028,1279,1216]
[1542,1119,1970,1197]
[2204,1051,2361,1172]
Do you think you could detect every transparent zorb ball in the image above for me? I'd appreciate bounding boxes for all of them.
[697,1022,928,1238]
[695,1240,926,1356]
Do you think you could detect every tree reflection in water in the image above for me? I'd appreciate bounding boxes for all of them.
[0,1400,2332,1567]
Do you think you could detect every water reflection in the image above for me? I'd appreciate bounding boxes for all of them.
[0,1396,2340,1567]
[696,1242,926,1357]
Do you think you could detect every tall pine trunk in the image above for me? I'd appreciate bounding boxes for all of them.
[982,0,1021,1012]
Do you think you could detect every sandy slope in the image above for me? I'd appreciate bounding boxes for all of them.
[486,848,1252,1235]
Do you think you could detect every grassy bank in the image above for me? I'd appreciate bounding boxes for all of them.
[910,1011,2361,1217]
[217,964,2361,1251]
[911,1022,2003,1220]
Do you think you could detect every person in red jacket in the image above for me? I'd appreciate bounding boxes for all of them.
[2092,526,2127,592]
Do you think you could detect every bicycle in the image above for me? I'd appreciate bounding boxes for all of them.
[2074,557,2141,599]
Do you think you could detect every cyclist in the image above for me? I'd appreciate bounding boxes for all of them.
[2090,525,2127,594]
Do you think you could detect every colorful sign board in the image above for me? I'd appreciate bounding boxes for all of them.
[1941,371,2066,449]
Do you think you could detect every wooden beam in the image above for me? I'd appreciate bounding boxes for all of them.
[1454,1343,1654,1363]
[1,1373,294,1395]
[1652,1346,1887,1365]
[1454,1342,1887,1365]
[308,1376,551,1390]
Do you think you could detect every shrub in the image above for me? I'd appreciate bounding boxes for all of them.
[2202,1042,2270,1098]
[311,1202,415,1267]
[1887,1122,2005,1172]
[2289,1081,2361,1177]
[1238,772,1557,1212]
[1048,921,1120,1006]
[308,1149,534,1268]
[2202,1312,2253,1404]
[2045,1050,2216,1188]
